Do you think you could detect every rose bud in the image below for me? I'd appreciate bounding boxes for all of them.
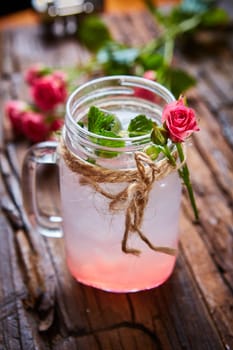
[151,124,168,146]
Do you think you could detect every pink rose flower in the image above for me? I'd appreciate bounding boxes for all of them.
[5,100,28,135]
[162,97,199,143]
[134,70,156,102]
[22,111,49,142]
[24,63,46,86]
[30,73,67,112]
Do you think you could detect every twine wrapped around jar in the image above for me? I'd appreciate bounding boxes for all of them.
[60,139,183,256]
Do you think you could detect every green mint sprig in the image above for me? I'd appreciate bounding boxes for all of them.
[83,108,155,159]
[87,106,121,134]
[81,106,125,158]
[74,1,228,98]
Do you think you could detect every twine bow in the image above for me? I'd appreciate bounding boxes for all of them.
[60,140,178,256]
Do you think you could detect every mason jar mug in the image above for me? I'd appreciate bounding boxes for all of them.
[22,76,182,293]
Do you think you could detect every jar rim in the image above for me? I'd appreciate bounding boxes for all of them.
[65,75,175,143]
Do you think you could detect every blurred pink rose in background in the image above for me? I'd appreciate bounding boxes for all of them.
[24,63,47,86]
[143,70,156,81]
[31,73,67,112]
[134,70,157,102]
[21,111,49,143]
[5,100,28,135]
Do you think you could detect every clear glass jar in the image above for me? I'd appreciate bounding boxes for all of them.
[22,76,181,293]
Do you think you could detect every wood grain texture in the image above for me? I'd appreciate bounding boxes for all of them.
[0,10,233,350]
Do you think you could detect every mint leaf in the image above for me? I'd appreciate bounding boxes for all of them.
[87,106,124,158]
[77,121,84,128]
[127,115,153,137]
[96,130,125,158]
[87,157,96,164]
[144,144,161,160]
[88,106,121,134]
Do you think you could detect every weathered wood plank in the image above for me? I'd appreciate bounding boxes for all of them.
[0,213,36,350]
[178,32,233,151]
[220,106,233,149]
[180,212,233,349]
[190,94,233,201]
[127,254,225,349]
[103,10,159,46]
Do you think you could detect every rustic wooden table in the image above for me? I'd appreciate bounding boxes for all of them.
[0,9,233,350]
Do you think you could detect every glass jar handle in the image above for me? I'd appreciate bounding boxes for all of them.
[22,141,63,238]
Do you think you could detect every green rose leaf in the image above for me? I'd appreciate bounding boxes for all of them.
[97,42,139,75]
[78,16,112,52]
[157,66,196,99]
[200,8,229,27]
[137,52,164,71]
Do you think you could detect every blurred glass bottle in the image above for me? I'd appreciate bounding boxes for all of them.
[32,0,104,35]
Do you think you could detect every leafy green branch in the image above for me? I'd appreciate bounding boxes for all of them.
[76,0,229,98]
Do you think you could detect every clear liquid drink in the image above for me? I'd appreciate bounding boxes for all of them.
[61,162,181,292]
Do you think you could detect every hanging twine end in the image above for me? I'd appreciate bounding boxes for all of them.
[122,243,141,257]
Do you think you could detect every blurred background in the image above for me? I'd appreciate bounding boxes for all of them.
[0,0,181,32]
[0,0,31,16]
[0,0,178,17]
